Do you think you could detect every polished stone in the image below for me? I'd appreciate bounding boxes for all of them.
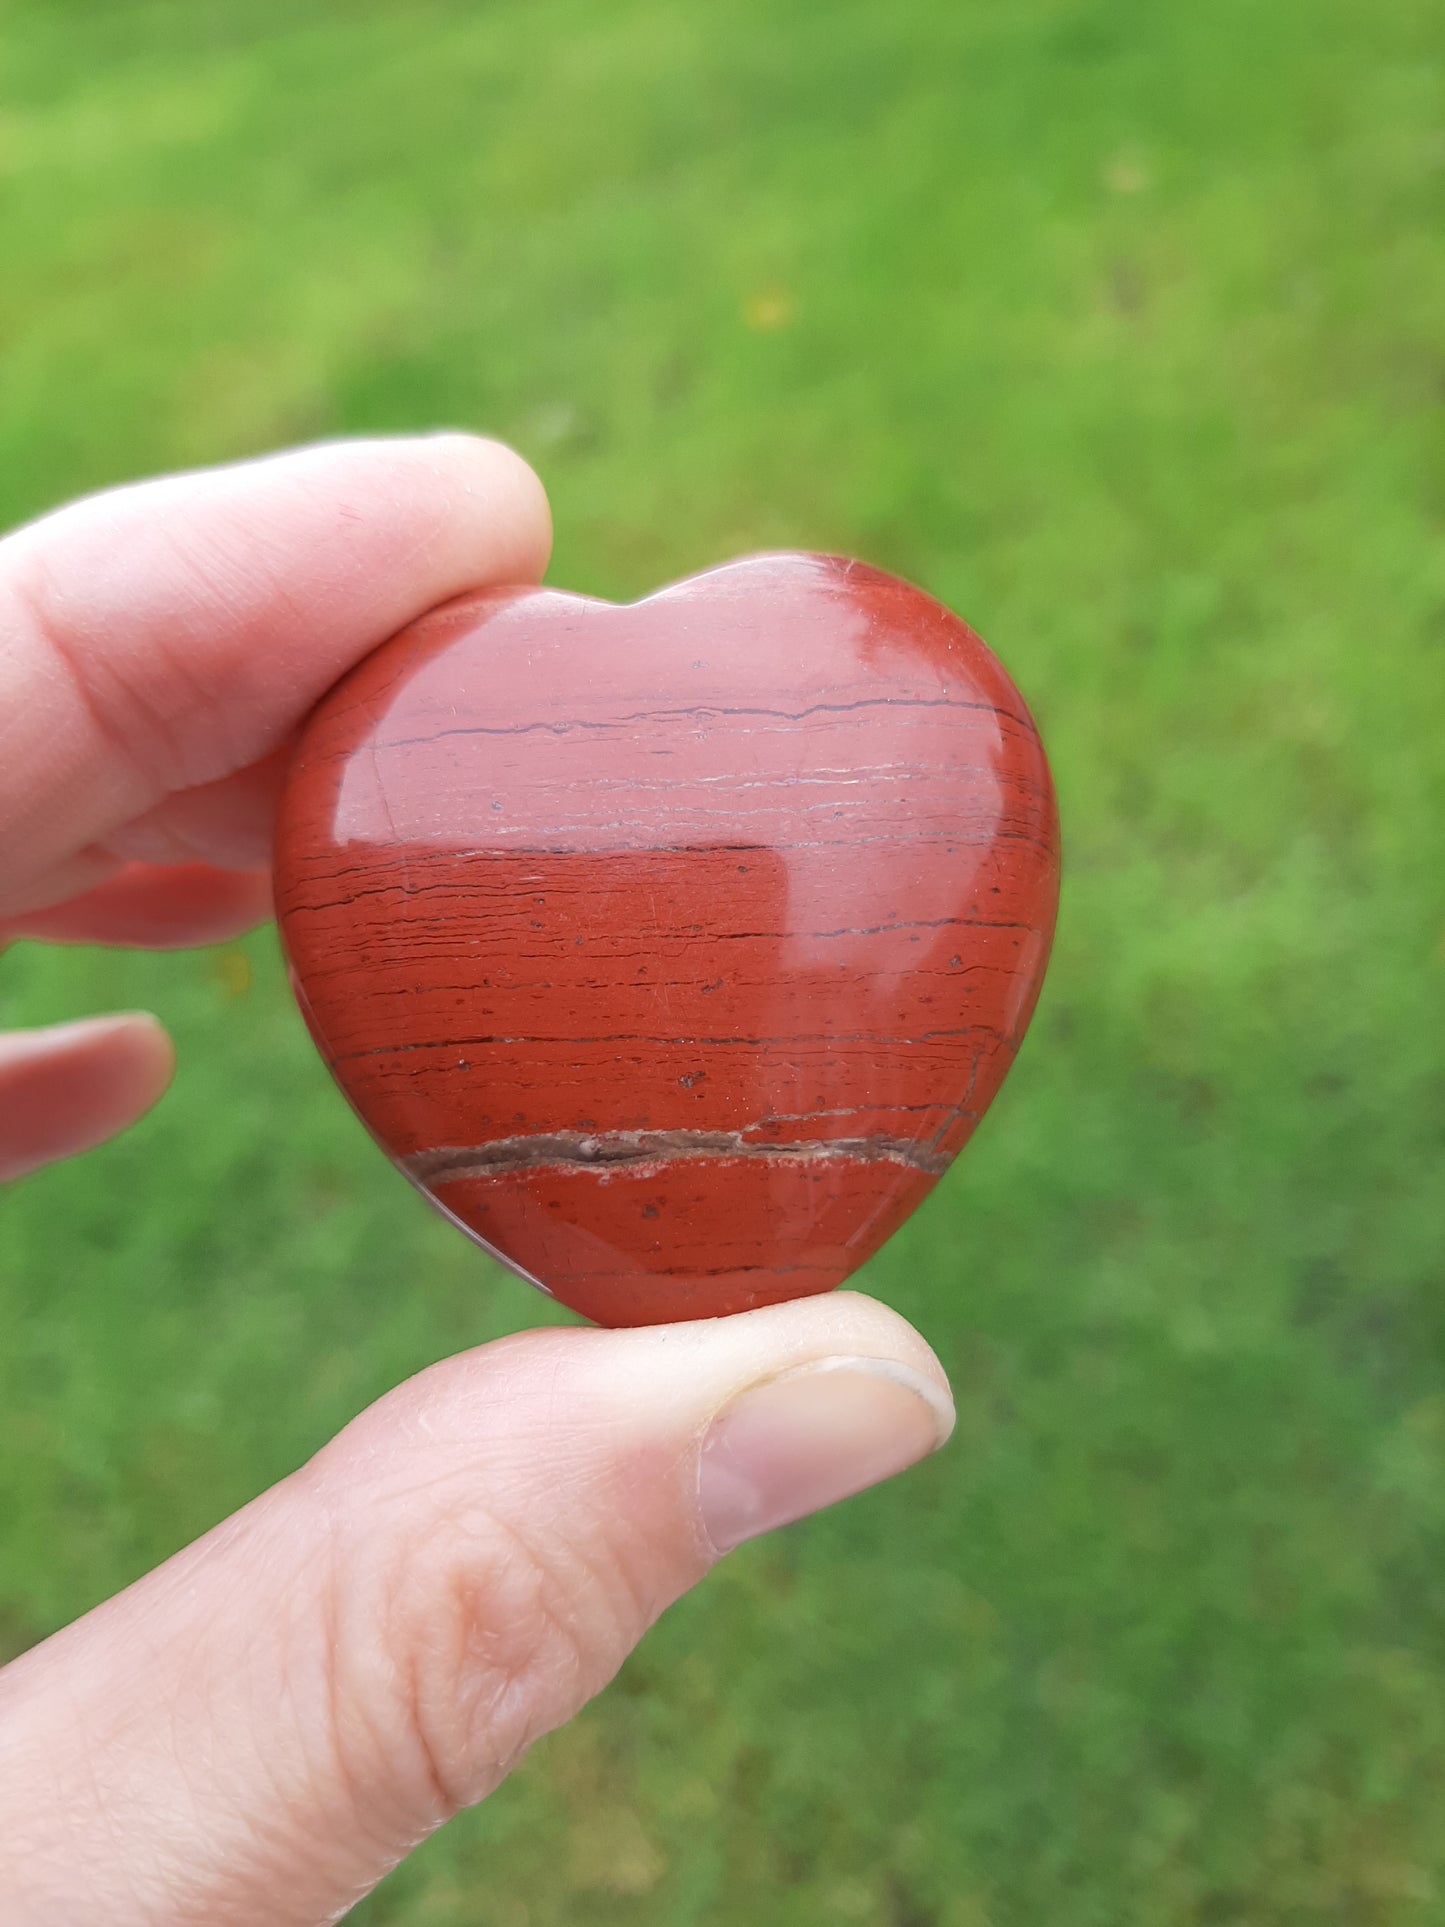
[274,554,1059,1325]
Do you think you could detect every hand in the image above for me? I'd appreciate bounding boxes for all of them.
[0,438,955,1926]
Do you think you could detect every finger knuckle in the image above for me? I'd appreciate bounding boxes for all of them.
[322,1469,647,1817]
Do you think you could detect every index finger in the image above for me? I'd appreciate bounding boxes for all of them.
[0,435,551,915]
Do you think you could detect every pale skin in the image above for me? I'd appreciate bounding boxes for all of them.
[0,436,956,1925]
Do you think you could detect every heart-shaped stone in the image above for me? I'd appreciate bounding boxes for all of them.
[274,553,1058,1325]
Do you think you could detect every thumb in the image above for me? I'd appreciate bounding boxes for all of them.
[0,1293,952,1927]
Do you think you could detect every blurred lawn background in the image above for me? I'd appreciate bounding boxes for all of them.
[2,0,1443,1920]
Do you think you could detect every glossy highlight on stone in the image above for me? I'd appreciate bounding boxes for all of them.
[274,554,1060,1326]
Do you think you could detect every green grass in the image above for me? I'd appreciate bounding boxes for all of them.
[2,0,1444,1918]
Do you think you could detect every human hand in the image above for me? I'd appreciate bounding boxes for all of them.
[0,438,955,1925]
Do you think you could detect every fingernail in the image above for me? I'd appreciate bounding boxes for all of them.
[697,1356,955,1554]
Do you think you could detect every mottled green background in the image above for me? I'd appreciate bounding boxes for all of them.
[2,1,1443,1920]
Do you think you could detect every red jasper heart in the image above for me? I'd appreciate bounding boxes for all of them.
[274,553,1059,1326]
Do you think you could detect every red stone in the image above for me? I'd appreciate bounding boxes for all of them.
[274,554,1059,1326]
